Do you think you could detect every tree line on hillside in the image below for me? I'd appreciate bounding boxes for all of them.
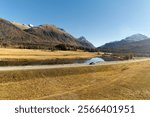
[0,42,96,52]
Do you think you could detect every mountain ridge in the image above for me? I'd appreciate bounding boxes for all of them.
[0,18,95,51]
[77,36,95,48]
[123,34,149,42]
[98,34,150,56]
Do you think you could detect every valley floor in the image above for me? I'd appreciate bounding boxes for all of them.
[0,48,96,60]
[0,59,150,100]
[0,48,98,66]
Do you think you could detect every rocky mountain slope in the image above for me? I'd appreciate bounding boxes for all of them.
[0,18,95,50]
[98,34,150,56]
[11,22,33,30]
[77,36,95,49]
[24,25,81,47]
[0,18,43,48]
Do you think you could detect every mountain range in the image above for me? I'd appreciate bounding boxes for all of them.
[1,18,150,56]
[0,18,95,51]
[98,34,150,56]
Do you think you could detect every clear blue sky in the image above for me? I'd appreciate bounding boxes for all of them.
[1,0,150,47]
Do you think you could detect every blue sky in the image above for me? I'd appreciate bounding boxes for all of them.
[1,0,150,47]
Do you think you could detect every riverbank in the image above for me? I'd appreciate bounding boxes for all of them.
[0,58,150,99]
[0,57,150,71]
[0,48,98,66]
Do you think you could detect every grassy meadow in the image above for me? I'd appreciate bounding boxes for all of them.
[0,60,150,100]
[0,48,98,66]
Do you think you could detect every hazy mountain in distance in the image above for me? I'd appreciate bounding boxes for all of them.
[123,34,148,42]
[98,34,150,56]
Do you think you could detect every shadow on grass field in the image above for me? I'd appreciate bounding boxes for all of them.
[0,60,150,100]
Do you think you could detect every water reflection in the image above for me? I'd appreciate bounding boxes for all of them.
[83,57,104,64]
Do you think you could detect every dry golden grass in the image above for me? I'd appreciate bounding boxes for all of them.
[0,48,97,60]
[0,60,150,100]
